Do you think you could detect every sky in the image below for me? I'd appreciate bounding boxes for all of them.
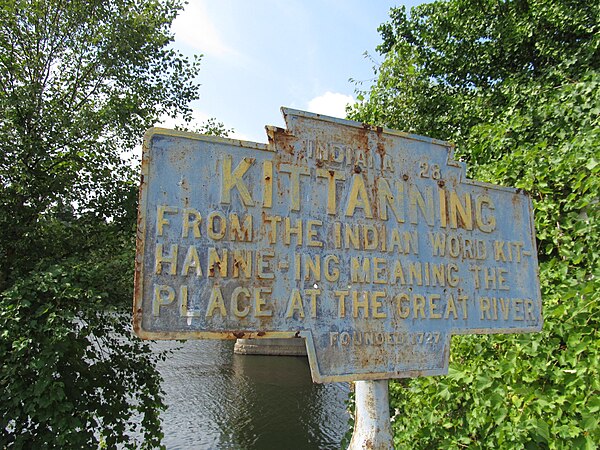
[163,0,425,144]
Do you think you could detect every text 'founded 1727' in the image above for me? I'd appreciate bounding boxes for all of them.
[133,108,542,383]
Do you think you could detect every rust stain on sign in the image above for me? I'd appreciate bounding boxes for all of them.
[133,108,542,383]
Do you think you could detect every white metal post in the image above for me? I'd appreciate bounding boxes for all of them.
[348,380,394,449]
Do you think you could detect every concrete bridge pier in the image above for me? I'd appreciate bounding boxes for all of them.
[233,338,308,356]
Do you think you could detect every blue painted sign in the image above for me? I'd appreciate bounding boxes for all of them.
[133,108,542,382]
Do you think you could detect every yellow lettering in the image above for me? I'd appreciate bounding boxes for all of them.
[429,294,442,319]
[254,287,272,317]
[498,267,509,290]
[373,257,387,284]
[439,188,447,228]
[475,194,496,232]
[345,174,373,218]
[182,208,201,238]
[207,211,226,240]
[155,243,178,275]
[335,290,349,317]
[229,213,253,241]
[208,248,227,277]
[494,241,509,263]
[513,299,524,321]
[352,291,369,318]
[484,267,496,289]
[448,263,459,287]
[280,164,310,211]
[408,262,423,286]
[316,168,345,214]
[458,295,468,319]
[395,293,410,319]
[449,191,473,230]
[413,294,426,319]
[344,224,360,249]
[264,215,281,244]
[324,255,340,282]
[263,160,273,208]
[286,289,305,319]
[525,298,535,320]
[284,218,302,246]
[432,263,445,286]
[444,295,458,319]
[390,260,406,285]
[388,228,403,253]
[179,285,200,317]
[479,297,492,320]
[306,220,323,247]
[221,155,254,206]
[333,222,341,248]
[232,250,252,278]
[157,205,177,236]
[351,257,370,283]
[257,249,274,279]
[305,289,321,318]
[181,245,202,276]
[153,284,175,316]
[377,178,404,223]
[206,286,227,317]
[409,186,434,226]
[363,224,378,250]
[231,287,251,318]
[303,254,321,281]
[371,291,387,318]
[294,252,301,281]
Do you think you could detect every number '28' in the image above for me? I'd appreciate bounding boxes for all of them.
[419,161,441,180]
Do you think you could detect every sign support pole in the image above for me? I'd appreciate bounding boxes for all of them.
[348,380,394,450]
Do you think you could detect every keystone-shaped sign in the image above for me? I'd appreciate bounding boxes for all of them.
[133,108,542,382]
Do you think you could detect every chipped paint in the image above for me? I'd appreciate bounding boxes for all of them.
[348,380,393,450]
[133,108,542,383]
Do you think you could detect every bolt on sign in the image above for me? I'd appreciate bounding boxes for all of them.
[133,108,542,383]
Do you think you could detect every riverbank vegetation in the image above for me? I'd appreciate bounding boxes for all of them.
[0,0,208,447]
[349,0,599,447]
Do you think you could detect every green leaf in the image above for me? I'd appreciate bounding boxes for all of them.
[355,1,600,448]
[0,0,204,447]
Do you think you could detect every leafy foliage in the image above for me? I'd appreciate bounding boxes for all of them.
[175,117,234,137]
[0,232,166,448]
[0,0,204,447]
[350,0,599,448]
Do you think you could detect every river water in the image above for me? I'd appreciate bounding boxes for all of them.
[153,340,351,449]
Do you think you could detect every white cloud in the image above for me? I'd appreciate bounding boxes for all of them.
[306,91,354,118]
[172,1,240,60]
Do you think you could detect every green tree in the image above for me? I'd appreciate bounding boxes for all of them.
[0,0,206,447]
[350,1,599,448]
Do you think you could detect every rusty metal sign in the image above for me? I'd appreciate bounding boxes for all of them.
[133,108,542,383]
